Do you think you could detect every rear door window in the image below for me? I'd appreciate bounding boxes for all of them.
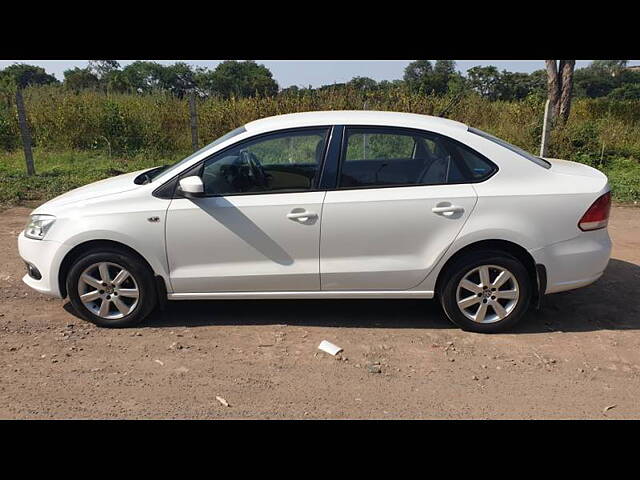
[338,127,496,188]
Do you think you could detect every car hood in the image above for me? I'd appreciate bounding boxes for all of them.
[32,168,154,213]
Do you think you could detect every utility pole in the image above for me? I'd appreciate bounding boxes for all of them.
[15,89,35,176]
[188,91,199,151]
[539,99,551,157]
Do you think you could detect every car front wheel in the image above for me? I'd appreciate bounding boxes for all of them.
[439,251,532,333]
[66,249,157,328]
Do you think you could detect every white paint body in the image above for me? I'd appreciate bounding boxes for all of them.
[18,111,611,303]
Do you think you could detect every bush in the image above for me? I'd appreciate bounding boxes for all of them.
[1,85,640,206]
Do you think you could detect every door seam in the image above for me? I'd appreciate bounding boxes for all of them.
[318,190,328,291]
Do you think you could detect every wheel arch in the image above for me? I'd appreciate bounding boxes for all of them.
[58,239,166,299]
[434,239,544,305]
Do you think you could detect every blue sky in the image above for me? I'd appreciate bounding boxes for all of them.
[1,60,639,89]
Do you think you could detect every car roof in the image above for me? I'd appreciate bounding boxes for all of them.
[244,110,469,134]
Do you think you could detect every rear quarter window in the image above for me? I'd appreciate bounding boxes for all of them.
[453,143,497,180]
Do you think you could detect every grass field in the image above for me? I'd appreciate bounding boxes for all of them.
[0,150,181,207]
[1,87,639,206]
[1,147,638,209]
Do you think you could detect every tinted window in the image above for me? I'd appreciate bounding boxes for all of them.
[455,143,497,180]
[468,127,551,169]
[201,128,329,195]
[339,127,495,188]
[346,132,415,160]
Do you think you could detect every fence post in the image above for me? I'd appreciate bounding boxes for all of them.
[539,99,551,158]
[15,89,35,176]
[188,91,199,152]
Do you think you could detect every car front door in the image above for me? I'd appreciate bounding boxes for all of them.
[320,126,493,291]
[165,127,330,293]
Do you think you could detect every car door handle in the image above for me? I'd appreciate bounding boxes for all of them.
[432,205,464,215]
[287,210,318,221]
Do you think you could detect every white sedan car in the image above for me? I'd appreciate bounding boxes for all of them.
[18,111,612,333]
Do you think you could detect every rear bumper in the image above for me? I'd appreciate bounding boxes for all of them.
[530,229,612,294]
[17,232,70,298]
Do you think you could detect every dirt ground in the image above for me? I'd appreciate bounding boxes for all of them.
[1,205,639,419]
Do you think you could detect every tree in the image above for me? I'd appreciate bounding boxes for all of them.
[119,61,165,93]
[572,61,637,99]
[63,67,100,92]
[573,68,616,98]
[608,83,640,100]
[0,63,58,90]
[590,60,628,77]
[159,62,197,98]
[198,61,278,98]
[279,85,302,96]
[467,66,502,100]
[88,60,121,79]
[102,69,130,93]
[347,76,378,91]
[433,60,456,77]
[404,60,433,83]
[545,60,575,123]
[404,60,456,95]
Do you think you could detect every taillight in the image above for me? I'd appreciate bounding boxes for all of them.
[578,191,611,231]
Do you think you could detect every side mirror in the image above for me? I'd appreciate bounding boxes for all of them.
[178,176,204,198]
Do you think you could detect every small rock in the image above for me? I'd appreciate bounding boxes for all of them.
[367,364,382,374]
[154,359,164,366]
[472,375,479,381]
[216,396,230,407]
[603,404,616,413]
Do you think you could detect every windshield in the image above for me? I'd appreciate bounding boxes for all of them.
[468,127,551,169]
[147,125,247,182]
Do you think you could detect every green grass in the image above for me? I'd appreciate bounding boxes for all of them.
[0,149,185,207]
[1,148,638,208]
[1,87,639,206]
[574,154,640,203]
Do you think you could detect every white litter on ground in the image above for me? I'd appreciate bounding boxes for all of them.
[318,340,343,356]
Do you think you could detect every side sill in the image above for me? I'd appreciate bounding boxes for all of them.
[167,290,435,300]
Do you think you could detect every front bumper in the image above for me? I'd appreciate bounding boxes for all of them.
[530,228,612,294]
[17,231,71,298]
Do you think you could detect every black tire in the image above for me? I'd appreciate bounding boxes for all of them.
[439,250,531,333]
[66,249,157,328]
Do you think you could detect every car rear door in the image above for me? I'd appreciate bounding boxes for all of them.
[319,126,487,291]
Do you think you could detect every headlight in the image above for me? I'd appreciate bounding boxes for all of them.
[24,214,56,240]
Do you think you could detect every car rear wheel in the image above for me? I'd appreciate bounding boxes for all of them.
[66,250,157,328]
[439,250,532,333]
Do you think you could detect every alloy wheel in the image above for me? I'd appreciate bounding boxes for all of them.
[77,262,139,319]
[455,264,520,324]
